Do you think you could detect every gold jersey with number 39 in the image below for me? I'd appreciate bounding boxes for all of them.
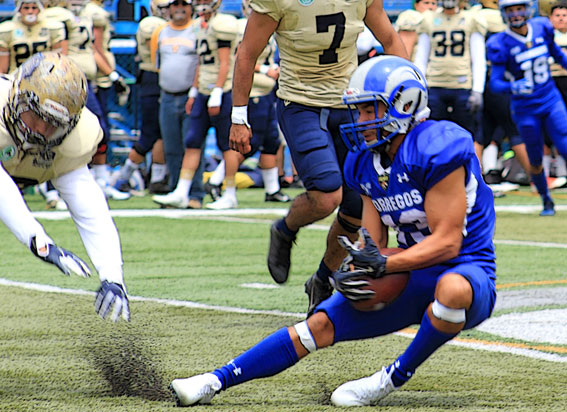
[251,0,372,108]
[418,8,487,89]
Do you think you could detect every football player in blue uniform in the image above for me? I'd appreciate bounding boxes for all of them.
[169,56,497,407]
[486,0,567,215]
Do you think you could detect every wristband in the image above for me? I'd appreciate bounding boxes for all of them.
[259,65,270,75]
[188,86,199,99]
[207,86,223,108]
[231,105,250,128]
[109,71,120,82]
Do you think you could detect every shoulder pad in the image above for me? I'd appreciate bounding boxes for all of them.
[211,13,238,38]
[57,108,103,158]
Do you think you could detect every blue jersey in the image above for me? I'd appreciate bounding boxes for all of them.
[486,17,567,111]
[344,120,495,263]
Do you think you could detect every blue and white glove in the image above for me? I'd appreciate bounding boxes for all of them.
[30,236,91,277]
[337,228,387,278]
[511,79,533,95]
[94,281,130,322]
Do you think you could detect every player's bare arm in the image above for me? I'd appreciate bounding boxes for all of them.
[360,195,389,249]
[186,65,200,115]
[386,166,467,273]
[365,0,409,59]
[230,10,278,154]
[0,48,9,73]
[209,46,230,116]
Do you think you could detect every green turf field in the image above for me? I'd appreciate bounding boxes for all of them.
[0,186,565,411]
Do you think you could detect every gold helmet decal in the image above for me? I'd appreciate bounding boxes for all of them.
[6,52,87,154]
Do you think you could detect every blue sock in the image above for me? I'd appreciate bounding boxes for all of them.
[531,172,551,202]
[276,218,297,239]
[390,312,457,388]
[315,260,332,282]
[212,327,299,390]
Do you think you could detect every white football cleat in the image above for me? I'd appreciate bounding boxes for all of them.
[205,195,237,210]
[152,191,189,209]
[169,373,222,406]
[331,366,398,407]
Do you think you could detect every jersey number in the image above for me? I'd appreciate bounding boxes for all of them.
[14,42,48,67]
[316,12,345,65]
[198,39,214,65]
[78,25,93,50]
[520,55,549,87]
[431,30,465,57]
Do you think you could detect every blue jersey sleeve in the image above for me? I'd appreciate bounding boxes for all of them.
[408,121,476,191]
[486,33,508,64]
[344,151,367,196]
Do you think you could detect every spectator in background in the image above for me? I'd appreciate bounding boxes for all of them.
[487,0,567,216]
[414,0,487,137]
[113,0,172,195]
[152,0,238,210]
[150,0,205,209]
[395,0,437,58]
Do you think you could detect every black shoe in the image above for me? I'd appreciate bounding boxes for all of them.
[148,181,171,194]
[484,169,502,185]
[204,181,222,201]
[305,273,334,317]
[265,190,291,203]
[267,220,295,284]
[540,198,555,216]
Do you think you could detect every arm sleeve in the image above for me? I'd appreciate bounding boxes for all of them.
[0,163,50,247]
[413,33,430,73]
[52,165,124,286]
[470,32,487,94]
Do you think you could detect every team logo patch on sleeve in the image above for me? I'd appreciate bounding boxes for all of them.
[0,145,16,161]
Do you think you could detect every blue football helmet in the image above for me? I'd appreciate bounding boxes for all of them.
[499,0,533,28]
[340,55,429,153]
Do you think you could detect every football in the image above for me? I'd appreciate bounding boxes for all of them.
[349,247,410,312]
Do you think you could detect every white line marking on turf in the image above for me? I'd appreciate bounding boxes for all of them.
[29,209,567,249]
[240,283,280,289]
[1,278,565,363]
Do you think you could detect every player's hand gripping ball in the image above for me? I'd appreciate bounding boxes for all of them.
[332,239,410,311]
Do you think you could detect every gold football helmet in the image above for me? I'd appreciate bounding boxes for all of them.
[5,52,87,149]
[538,0,563,16]
[481,0,499,8]
[241,0,251,17]
[193,0,220,15]
[41,0,67,7]
[151,0,171,18]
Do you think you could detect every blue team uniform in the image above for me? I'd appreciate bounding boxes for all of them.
[486,17,567,166]
[315,120,496,341]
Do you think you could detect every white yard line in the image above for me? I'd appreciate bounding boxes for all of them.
[0,277,565,363]
[30,208,567,249]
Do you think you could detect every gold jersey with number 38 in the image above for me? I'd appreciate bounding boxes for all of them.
[417,8,487,89]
